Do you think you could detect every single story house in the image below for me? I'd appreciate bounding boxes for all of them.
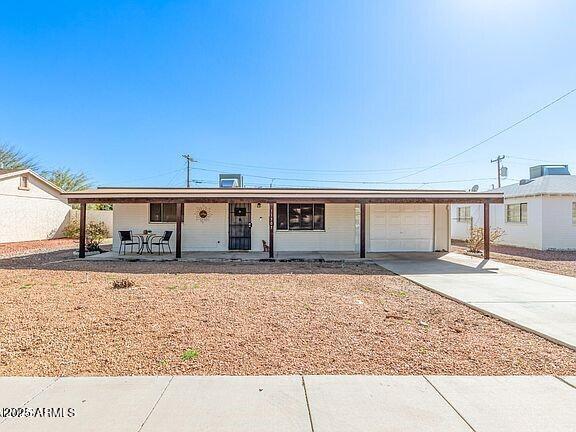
[62,187,502,259]
[452,165,576,250]
[0,169,69,243]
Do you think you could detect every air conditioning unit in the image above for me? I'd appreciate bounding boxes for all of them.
[219,174,243,188]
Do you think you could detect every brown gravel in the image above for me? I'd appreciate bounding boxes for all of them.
[0,238,78,258]
[452,240,576,277]
[0,252,575,376]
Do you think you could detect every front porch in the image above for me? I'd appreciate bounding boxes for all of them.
[85,250,379,262]
[64,188,503,261]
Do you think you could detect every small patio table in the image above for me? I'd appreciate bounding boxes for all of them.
[133,232,155,254]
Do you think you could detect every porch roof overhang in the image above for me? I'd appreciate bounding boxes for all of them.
[63,187,504,204]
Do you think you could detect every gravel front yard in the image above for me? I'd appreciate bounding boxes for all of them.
[452,240,576,277]
[0,253,575,376]
[0,238,78,258]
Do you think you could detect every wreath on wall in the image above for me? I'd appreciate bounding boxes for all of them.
[195,206,211,223]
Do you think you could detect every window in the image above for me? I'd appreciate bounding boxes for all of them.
[506,203,528,223]
[19,175,29,190]
[149,203,181,223]
[573,202,576,225]
[276,203,325,230]
[457,206,470,222]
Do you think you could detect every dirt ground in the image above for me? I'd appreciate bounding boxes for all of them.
[0,238,78,258]
[1,250,575,377]
[452,240,576,277]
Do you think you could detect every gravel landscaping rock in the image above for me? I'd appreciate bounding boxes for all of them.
[0,252,575,376]
[452,240,576,277]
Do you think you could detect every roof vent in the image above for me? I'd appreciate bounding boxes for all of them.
[519,179,533,186]
[219,173,243,188]
[529,164,570,179]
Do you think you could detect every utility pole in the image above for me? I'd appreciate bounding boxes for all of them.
[182,154,197,188]
[491,155,505,188]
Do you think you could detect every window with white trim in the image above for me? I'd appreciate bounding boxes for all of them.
[276,203,325,230]
[572,202,576,225]
[457,206,470,222]
[506,203,528,223]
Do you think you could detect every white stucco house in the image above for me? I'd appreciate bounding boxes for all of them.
[0,169,70,243]
[452,165,576,250]
[61,183,502,259]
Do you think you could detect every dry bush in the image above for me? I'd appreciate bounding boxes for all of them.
[86,221,110,251]
[62,219,80,239]
[111,278,135,289]
[466,227,504,253]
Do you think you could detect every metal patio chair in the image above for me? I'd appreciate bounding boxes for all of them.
[150,230,173,254]
[118,230,140,255]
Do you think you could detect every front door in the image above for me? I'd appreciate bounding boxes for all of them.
[228,203,251,250]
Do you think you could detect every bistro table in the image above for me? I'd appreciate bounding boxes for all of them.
[133,232,155,254]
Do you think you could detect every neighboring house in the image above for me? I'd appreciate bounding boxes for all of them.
[61,183,502,258]
[0,169,69,243]
[452,165,576,250]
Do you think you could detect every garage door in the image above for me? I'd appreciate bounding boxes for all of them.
[369,204,434,252]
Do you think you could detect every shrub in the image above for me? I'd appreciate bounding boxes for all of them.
[111,278,135,289]
[63,219,80,239]
[466,226,504,253]
[86,221,109,248]
[64,220,109,251]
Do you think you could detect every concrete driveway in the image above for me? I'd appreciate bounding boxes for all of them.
[374,252,576,350]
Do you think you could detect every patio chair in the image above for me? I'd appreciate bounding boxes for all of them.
[150,230,173,254]
[118,230,140,255]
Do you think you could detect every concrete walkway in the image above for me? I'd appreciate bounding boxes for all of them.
[1,375,575,431]
[374,252,576,349]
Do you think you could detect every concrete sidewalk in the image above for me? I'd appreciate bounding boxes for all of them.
[374,252,576,349]
[1,375,575,431]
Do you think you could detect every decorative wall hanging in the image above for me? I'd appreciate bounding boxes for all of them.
[195,206,211,223]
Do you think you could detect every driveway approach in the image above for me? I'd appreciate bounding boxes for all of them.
[374,252,576,349]
[1,375,575,432]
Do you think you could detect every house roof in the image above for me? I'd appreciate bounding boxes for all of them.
[62,187,503,204]
[491,175,576,198]
[0,168,63,194]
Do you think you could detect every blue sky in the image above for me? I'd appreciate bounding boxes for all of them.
[1,0,575,190]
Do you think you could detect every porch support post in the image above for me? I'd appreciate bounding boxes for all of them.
[79,202,86,258]
[176,202,183,259]
[483,202,490,260]
[268,203,274,258]
[360,202,366,258]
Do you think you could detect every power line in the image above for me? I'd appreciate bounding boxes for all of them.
[196,158,484,175]
[194,166,494,185]
[110,167,186,185]
[382,87,576,183]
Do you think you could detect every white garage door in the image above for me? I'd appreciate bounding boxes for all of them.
[369,204,434,252]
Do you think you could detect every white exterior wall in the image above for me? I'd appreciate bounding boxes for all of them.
[251,203,270,252]
[112,202,451,253]
[451,198,544,250]
[274,203,356,251]
[434,204,450,251]
[541,197,576,250]
[0,174,69,243]
[113,203,229,252]
[450,204,483,241]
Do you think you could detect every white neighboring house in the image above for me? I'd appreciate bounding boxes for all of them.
[0,168,70,243]
[452,166,576,250]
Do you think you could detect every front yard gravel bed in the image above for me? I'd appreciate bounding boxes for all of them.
[0,256,575,376]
